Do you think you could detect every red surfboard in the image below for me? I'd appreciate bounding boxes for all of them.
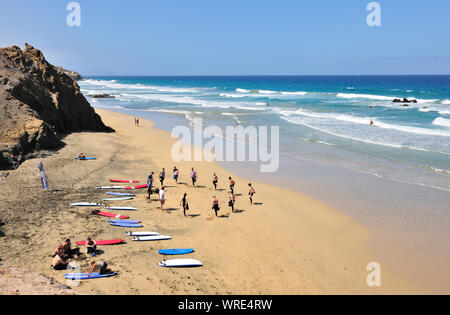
[91,210,129,219]
[76,239,124,246]
[125,184,148,190]
[109,179,139,183]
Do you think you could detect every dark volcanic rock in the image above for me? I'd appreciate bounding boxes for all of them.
[0,43,114,169]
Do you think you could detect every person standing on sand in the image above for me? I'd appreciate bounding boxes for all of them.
[147,171,154,200]
[134,118,137,126]
[180,193,189,216]
[191,168,198,187]
[159,168,166,187]
[248,183,256,205]
[228,192,236,213]
[136,118,140,127]
[212,173,218,190]
[173,166,179,184]
[159,186,165,210]
[212,196,220,217]
[229,177,235,194]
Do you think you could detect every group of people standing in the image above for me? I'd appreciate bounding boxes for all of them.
[146,167,256,217]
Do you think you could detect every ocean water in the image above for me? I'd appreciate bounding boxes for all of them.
[79,76,450,192]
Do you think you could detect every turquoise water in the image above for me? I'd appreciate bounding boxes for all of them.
[79,76,450,192]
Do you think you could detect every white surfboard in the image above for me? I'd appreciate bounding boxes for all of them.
[132,235,171,241]
[158,259,203,267]
[96,186,125,189]
[105,206,138,211]
[71,202,102,207]
[125,231,159,237]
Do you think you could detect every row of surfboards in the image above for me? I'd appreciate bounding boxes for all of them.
[67,179,203,274]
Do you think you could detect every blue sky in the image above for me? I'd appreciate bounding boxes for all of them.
[0,0,449,75]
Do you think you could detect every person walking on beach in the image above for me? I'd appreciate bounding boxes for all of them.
[212,196,220,217]
[228,192,236,213]
[212,173,218,190]
[134,118,137,126]
[136,118,140,127]
[159,186,165,210]
[159,168,166,187]
[248,183,256,205]
[191,168,198,187]
[147,171,154,200]
[180,193,189,216]
[229,177,235,194]
[173,166,179,184]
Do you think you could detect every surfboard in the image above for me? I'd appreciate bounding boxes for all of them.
[91,210,129,219]
[76,239,124,246]
[132,235,171,241]
[109,222,143,228]
[125,231,159,237]
[159,248,195,255]
[106,192,136,197]
[110,179,139,183]
[108,219,141,224]
[125,185,148,190]
[158,259,202,267]
[103,197,134,201]
[96,186,125,190]
[64,272,116,280]
[75,157,97,160]
[104,206,138,211]
[71,202,102,207]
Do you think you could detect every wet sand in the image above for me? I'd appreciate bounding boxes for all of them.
[0,109,415,294]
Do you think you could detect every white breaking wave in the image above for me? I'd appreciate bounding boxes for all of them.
[235,88,307,97]
[336,93,438,104]
[442,99,450,105]
[80,79,203,94]
[432,117,450,128]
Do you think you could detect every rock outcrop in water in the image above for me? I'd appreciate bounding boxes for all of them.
[0,43,114,170]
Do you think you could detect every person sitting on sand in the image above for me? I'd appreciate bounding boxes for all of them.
[180,193,189,216]
[212,196,220,217]
[159,187,165,210]
[212,173,218,190]
[78,153,86,160]
[52,250,69,270]
[191,168,198,187]
[228,192,236,213]
[63,238,79,259]
[248,183,256,205]
[86,237,97,256]
[88,260,108,277]
[229,177,235,194]
[159,168,166,187]
[173,166,179,184]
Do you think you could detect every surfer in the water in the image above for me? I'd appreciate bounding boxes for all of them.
[248,183,256,205]
[370,119,374,126]
[180,193,189,216]
[212,173,218,190]
[212,196,220,217]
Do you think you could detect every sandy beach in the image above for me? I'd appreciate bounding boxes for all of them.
[0,108,417,294]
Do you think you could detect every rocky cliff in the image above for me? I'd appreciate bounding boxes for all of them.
[0,43,113,169]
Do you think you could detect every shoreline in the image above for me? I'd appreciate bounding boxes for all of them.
[0,108,419,294]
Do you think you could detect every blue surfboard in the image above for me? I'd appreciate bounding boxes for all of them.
[75,157,97,160]
[108,219,141,224]
[64,272,116,280]
[158,248,195,255]
[109,222,143,228]
[106,192,136,197]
